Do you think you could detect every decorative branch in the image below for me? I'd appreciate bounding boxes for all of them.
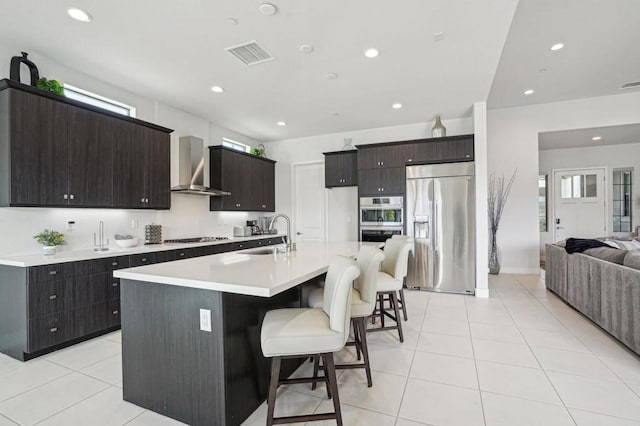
[488,169,517,234]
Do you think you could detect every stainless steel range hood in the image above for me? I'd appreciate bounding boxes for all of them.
[170,136,230,196]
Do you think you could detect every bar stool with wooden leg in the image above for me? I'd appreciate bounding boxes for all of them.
[308,245,385,388]
[261,256,360,426]
[369,238,412,343]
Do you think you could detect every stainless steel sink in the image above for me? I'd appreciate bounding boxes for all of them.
[244,247,283,255]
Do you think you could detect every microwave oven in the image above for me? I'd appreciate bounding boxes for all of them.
[360,196,403,227]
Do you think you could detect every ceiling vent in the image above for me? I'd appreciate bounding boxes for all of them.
[621,81,640,89]
[225,41,274,65]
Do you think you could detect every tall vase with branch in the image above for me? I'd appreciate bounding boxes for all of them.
[488,169,517,274]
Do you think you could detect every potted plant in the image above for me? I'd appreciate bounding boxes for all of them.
[34,229,66,255]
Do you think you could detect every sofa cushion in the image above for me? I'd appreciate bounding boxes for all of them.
[583,247,628,264]
[623,251,640,270]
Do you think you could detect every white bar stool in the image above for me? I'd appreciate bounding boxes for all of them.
[307,245,385,387]
[260,256,360,426]
[369,238,412,342]
[391,234,414,321]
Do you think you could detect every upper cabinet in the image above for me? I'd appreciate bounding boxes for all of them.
[0,80,172,209]
[324,150,357,188]
[209,146,276,212]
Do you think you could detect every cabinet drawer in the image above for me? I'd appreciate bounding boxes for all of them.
[28,311,75,353]
[130,253,158,267]
[201,244,223,256]
[28,263,73,282]
[106,256,131,272]
[74,272,110,306]
[107,299,121,328]
[106,277,121,300]
[75,302,109,337]
[27,278,74,319]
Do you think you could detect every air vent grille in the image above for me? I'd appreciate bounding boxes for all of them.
[225,41,274,65]
[621,81,640,89]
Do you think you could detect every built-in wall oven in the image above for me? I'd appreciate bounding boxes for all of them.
[359,196,404,242]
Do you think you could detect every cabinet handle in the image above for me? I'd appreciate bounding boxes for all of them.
[112,282,119,287]
[49,270,57,275]
[381,187,384,192]
[112,261,118,266]
[145,198,149,203]
[50,327,58,333]
[141,258,147,262]
[235,203,241,207]
[262,205,266,208]
[239,244,244,248]
[112,310,119,315]
[408,158,413,162]
[141,198,145,203]
[49,294,57,300]
[179,252,185,257]
[70,194,75,200]
[380,161,384,166]
[465,154,471,158]
[63,194,68,200]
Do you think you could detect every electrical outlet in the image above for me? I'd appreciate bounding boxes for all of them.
[66,220,75,230]
[199,309,212,332]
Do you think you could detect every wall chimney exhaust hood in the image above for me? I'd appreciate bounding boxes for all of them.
[170,136,230,196]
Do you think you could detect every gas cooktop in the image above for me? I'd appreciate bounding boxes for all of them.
[163,237,229,244]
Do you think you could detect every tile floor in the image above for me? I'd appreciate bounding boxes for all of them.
[1,274,640,425]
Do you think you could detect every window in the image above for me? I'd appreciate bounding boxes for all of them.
[539,175,548,232]
[560,174,597,199]
[63,84,136,117]
[222,138,250,153]
[613,169,632,232]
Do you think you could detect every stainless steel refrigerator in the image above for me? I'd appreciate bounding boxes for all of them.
[406,162,476,294]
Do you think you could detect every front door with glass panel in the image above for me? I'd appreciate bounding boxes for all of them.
[553,168,606,242]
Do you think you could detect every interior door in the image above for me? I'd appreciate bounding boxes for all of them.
[553,168,606,241]
[293,162,326,241]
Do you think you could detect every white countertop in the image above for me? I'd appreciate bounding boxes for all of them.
[0,235,285,267]
[114,241,370,297]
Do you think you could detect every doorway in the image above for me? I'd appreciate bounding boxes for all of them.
[552,167,606,242]
[291,162,327,242]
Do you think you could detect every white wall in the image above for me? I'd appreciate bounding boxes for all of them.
[263,118,474,242]
[488,91,640,274]
[539,142,640,255]
[0,45,263,256]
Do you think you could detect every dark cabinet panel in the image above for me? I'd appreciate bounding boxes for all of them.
[9,89,68,206]
[356,145,409,169]
[75,302,109,337]
[357,169,381,196]
[324,151,357,188]
[144,127,171,209]
[27,278,74,319]
[28,263,74,282]
[28,311,75,353]
[113,122,146,208]
[130,252,158,267]
[210,147,276,212]
[74,272,109,306]
[358,167,406,196]
[107,299,121,328]
[411,137,474,163]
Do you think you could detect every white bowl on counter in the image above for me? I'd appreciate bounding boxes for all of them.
[115,237,139,248]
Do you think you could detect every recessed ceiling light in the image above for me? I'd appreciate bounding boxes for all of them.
[299,44,314,54]
[211,86,224,93]
[364,48,379,58]
[592,136,602,141]
[392,103,403,109]
[524,89,535,95]
[227,18,238,26]
[550,43,565,51]
[433,32,445,42]
[258,3,278,16]
[67,7,92,23]
[277,121,286,126]
[325,73,338,80]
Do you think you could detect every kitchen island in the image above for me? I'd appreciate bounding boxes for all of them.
[114,241,366,426]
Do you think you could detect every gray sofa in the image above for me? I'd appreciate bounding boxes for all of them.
[545,243,640,355]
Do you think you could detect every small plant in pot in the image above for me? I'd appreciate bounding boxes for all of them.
[34,229,66,255]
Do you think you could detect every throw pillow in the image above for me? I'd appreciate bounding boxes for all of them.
[605,239,640,250]
[583,247,628,264]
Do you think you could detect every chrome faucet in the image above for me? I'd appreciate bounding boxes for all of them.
[268,213,296,252]
[93,221,109,252]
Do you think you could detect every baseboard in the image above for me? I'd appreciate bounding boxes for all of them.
[499,267,541,275]
[474,288,490,298]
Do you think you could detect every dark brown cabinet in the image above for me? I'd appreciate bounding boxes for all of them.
[358,167,406,196]
[0,79,172,209]
[324,150,357,188]
[412,137,474,163]
[209,146,276,212]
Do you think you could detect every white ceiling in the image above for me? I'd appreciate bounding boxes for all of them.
[488,0,640,109]
[0,0,518,141]
[539,123,640,151]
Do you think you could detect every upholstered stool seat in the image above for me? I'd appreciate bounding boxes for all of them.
[260,256,360,426]
[376,272,401,292]
[308,287,371,318]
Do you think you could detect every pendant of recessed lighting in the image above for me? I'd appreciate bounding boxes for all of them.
[68,7,93,22]
[259,3,278,16]
[364,48,379,58]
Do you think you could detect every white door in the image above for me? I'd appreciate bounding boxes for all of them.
[292,162,327,241]
[553,168,606,242]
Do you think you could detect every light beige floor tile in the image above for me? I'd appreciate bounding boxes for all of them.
[335,370,407,416]
[80,353,123,385]
[466,309,513,325]
[313,400,396,425]
[367,343,415,377]
[281,357,344,399]
[399,379,483,426]
[101,330,122,344]
[569,408,640,426]
[421,318,470,337]
[630,384,640,398]
[38,386,144,425]
[473,338,539,368]
[476,360,562,405]
[599,355,640,385]
[45,339,121,370]
[0,372,109,425]
[395,418,432,425]
[0,414,17,425]
[577,334,638,360]
[416,332,473,358]
[469,321,526,344]
[482,391,574,426]
[409,352,478,389]
[520,328,590,353]
[548,371,640,420]
[240,388,320,426]
[0,360,72,402]
[0,355,28,377]
[532,346,620,382]
[126,410,189,425]
[366,325,421,349]
[423,306,467,322]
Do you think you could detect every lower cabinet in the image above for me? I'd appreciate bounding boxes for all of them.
[5,238,282,360]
